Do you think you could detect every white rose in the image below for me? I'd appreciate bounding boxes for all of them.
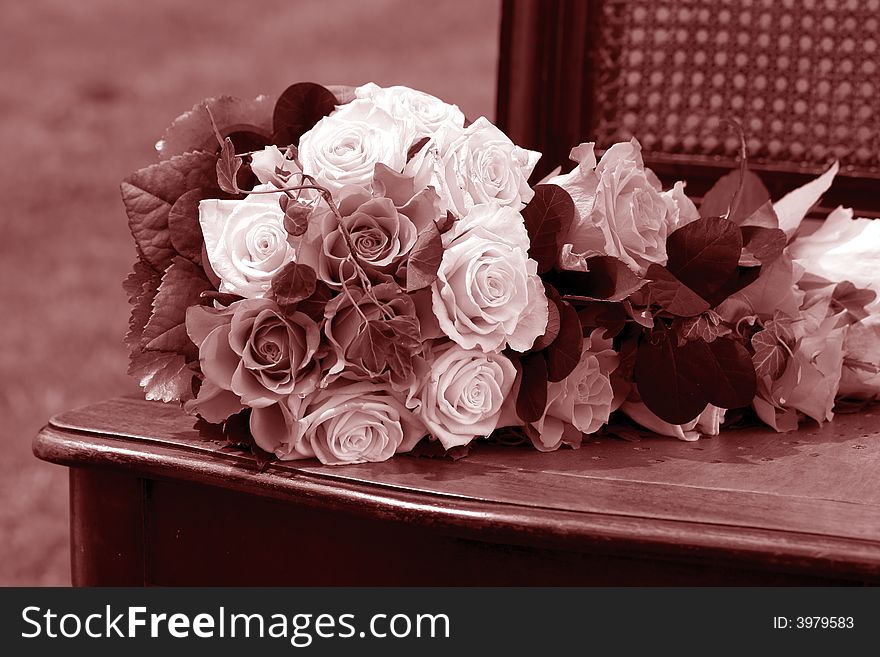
[549,139,698,274]
[355,82,465,137]
[432,203,549,353]
[250,144,302,187]
[199,185,294,298]
[530,331,618,451]
[620,398,727,441]
[407,117,540,217]
[274,382,426,465]
[410,341,516,449]
[298,98,415,193]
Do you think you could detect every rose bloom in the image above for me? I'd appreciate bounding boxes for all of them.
[260,382,426,465]
[298,98,415,193]
[200,184,295,298]
[355,82,465,137]
[406,117,540,217]
[432,203,549,353]
[548,139,699,274]
[299,184,439,288]
[184,298,320,418]
[530,331,618,451]
[408,340,517,449]
[789,206,880,399]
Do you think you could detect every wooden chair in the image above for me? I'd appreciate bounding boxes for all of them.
[34,0,880,585]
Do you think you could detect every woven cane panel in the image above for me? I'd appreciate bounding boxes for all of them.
[591,0,880,176]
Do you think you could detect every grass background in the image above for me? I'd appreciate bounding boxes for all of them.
[0,0,500,586]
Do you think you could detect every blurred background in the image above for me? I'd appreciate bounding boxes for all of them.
[0,0,500,585]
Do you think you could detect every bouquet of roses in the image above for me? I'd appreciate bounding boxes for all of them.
[121,81,879,466]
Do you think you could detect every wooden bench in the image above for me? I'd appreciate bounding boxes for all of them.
[34,397,880,585]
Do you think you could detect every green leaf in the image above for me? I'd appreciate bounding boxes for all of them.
[121,150,219,271]
[279,196,312,237]
[167,188,207,264]
[545,298,583,382]
[346,316,422,381]
[122,259,161,353]
[127,350,199,403]
[551,256,646,302]
[521,184,576,274]
[405,220,443,292]
[269,262,317,315]
[141,257,213,357]
[673,310,731,344]
[751,326,788,380]
[156,94,274,160]
[272,82,338,146]
[216,137,242,194]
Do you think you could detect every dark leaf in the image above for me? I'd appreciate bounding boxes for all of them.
[408,438,471,461]
[530,292,561,351]
[200,290,244,307]
[279,195,312,237]
[644,264,711,317]
[546,298,583,382]
[121,151,220,271]
[297,280,333,323]
[347,316,422,381]
[406,220,443,291]
[636,332,757,424]
[576,302,628,339]
[831,280,878,323]
[703,265,763,309]
[665,215,743,301]
[739,226,786,266]
[269,262,317,313]
[156,94,274,160]
[550,256,646,302]
[222,408,276,471]
[272,82,338,146]
[521,184,576,274]
[436,211,456,233]
[167,189,207,264]
[216,137,242,194]
[700,168,771,224]
[516,353,549,423]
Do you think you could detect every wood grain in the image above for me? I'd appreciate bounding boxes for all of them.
[34,396,880,581]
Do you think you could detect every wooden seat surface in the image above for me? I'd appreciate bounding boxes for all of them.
[34,397,880,584]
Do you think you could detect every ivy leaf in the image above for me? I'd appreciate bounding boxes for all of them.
[279,195,312,237]
[346,316,422,381]
[516,353,549,423]
[751,325,788,380]
[121,150,219,271]
[636,332,757,424]
[665,215,743,301]
[406,220,443,291]
[216,137,242,194]
[272,82,338,147]
[167,188,207,264]
[123,259,162,353]
[673,310,731,345]
[644,264,711,317]
[545,298,583,382]
[269,262,317,314]
[549,256,645,302]
[156,94,274,160]
[521,184,575,274]
[141,257,213,358]
[127,351,199,403]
